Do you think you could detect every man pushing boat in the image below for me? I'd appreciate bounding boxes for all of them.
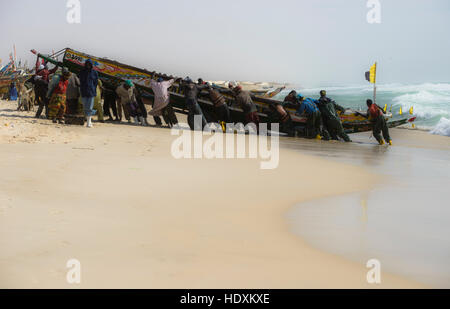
[316,90,352,142]
[225,84,260,129]
[116,80,148,126]
[295,94,324,140]
[34,59,58,119]
[181,77,209,130]
[148,77,177,127]
[205,83,231,126]
[359,99,393,146]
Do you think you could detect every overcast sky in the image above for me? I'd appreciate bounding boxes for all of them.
[1,0,449,87]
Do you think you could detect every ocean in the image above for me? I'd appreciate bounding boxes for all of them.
[274,83,450,137]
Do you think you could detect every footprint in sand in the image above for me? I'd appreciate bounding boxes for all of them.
[30,277,40,285]
[140,148,153,156]
[49,268,65,278]
[0,203,13,215]
[60,240,71,247]
[35,249,51,257]
[50,209,64,216]
[56,218,68,224]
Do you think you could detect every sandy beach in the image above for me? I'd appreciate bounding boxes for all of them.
[0,99,442,288]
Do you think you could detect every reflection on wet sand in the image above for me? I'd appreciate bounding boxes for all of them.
[285,129,450,288]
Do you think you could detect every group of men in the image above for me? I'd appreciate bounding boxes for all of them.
[167,77,260,131]
[28,59,391,145]
[282,90,392,145]
[282,90,351,142]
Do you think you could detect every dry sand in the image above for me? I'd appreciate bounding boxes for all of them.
[0,100,425,288]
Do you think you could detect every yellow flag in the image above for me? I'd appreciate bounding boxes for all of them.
[399,107,403,115]
[409,107,414,115]
[369,63,377,84]
[383,104,387,113]
[366,63,377,84]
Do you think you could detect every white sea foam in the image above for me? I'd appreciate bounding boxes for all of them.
[377,83,450,93]
[430,118,450,137]
[392,91,450,120]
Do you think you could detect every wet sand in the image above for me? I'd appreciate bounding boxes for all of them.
[284,129,450,288]
[0,100,427,288]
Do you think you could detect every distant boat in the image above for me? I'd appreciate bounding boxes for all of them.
[0,73,31,99]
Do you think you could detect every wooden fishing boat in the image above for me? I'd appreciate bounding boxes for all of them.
[33,48,416,134]
[0,74,31,99]
[0,77,12,97]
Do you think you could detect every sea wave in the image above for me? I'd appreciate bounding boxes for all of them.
[392,91,450,119]
[430,118,450,137]
[298,83,450,94]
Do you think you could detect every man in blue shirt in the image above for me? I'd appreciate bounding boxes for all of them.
[295,94,324,139]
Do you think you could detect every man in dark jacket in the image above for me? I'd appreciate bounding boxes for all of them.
[64,73,85,125]
[231,85,259,127]
[102,84,118,122]
[78,59,98,128]
[316,90,351,142]
[34,62,58,119]
[181,77,208,130]
[34,77,50,118]
[268,102,297,137]
[206,84,231,124]
[283,90,301,109]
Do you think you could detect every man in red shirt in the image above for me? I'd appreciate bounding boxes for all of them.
[365,99,392,146]
[35,59,58,83]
